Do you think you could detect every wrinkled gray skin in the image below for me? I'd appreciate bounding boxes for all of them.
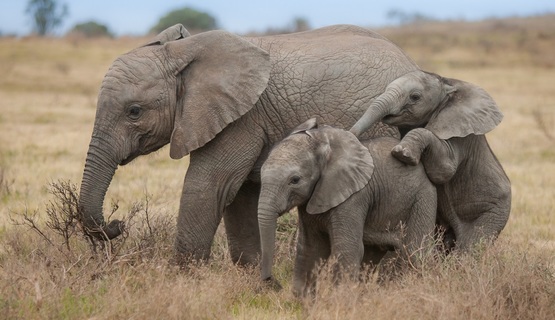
[350,70,511,250]
[258,118,437,296]
[79,24,419,264]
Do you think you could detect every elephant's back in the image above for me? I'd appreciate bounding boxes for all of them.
[253,24,389,42]
[246,25,418,70]
[364,137,432,193]
[245,27,418,143]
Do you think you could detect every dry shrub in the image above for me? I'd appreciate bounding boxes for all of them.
[0,166,14,199]
[1,180,179,318]
[531,109,555,142]
[7,180,174,264]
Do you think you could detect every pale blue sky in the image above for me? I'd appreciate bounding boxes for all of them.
[1,0,554,36]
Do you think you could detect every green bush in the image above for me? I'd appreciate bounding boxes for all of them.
[150,7,218,34]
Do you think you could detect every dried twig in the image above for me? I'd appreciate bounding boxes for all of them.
[531,109,554,142]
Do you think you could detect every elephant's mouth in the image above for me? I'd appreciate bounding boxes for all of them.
[383,109,409,125]
[120,140,167,166]
[382,114,402,124]
[120,152,140,166]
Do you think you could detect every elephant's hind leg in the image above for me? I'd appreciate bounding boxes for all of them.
[456,210,509,251]
[223,180,261,266]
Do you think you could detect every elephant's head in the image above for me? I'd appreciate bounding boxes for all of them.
[258,118,374,281]
[79,24,271,239]
[350,70,503,140]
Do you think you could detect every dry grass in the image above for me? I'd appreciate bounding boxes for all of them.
[1,15,555,319]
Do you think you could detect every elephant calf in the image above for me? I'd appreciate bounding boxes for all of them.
[258,118,437,296]
[350,70,512,251]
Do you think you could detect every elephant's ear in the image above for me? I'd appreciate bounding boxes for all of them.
[165,30,271,159]
[290,118,318,135]
[426,78,503,139]
[306,128,374,214]
[142,24,190,47]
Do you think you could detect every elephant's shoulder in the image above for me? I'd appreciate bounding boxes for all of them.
[362,137,399,156]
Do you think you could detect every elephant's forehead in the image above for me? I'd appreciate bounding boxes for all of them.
[396,71,441,88]
[99,56,164,103]
[264,150,315,178]
[106,56,160,81]
[270,138,314,161]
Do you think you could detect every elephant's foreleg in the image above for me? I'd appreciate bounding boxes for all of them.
[402,187,437,269]
[223,180,261,266]
[173,123,265,265]
[174,170,225,264]
[328,207,365,283]
[294,214,331,297]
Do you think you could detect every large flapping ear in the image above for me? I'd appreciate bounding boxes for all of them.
[142,24,190,47]
[165,30,271,159]
[426,78,503,139]
[306,128,375,214]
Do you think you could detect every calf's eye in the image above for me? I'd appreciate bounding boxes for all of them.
[409,93,421,102]
[289,176,301,185]
[128,105,142,120]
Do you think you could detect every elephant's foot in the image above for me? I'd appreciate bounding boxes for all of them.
[230,249,260,267]
[391,144,420,165]
[172,238,213,269]
[170,250,209,270]
[263,277,283,291]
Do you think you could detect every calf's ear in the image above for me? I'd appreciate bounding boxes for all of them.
[426,78,503,139]
[307,128,374,214]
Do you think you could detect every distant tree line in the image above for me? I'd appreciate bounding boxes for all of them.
[23,1,222,37]
[21,1,450,38]
[22,1,314,38]
[386,9,437,25]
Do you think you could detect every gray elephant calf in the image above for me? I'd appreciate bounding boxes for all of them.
[258,118,437,296]
[350,70,511,250]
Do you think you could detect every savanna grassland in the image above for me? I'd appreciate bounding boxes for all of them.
[1,15,554,319]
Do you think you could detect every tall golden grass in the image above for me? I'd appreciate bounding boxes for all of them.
[1,15,554,319]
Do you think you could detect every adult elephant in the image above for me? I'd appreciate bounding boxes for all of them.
[78,24,418,265]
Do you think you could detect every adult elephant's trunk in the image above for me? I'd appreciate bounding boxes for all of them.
[349,88,402,137]
[258,202,279,281]
[79,137,123,240]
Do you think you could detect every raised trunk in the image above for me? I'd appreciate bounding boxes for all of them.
[79,138,123,239]
[349,89,401,137]
[258,203,279,281]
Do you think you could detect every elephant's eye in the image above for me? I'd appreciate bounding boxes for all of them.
[289,176,301,185]
[409,92,422,102]
[128,105,142,120]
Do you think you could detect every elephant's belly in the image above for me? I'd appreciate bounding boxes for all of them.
[362,229,402,251]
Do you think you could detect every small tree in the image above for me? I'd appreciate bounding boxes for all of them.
[26,0,68,36]
[150,7,217,34]
[69,21,113,38]
[292,17,311,32]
